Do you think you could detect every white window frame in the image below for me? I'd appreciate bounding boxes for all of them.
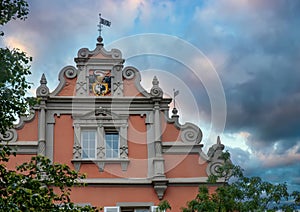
[104,206,120,212]
[72,114,129,172]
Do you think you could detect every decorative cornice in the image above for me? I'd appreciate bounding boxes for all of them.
[80,177,224,185]
[43,96,171,113]
[161,142,203,154]
[5,141,38,154]
[72,106,129,121]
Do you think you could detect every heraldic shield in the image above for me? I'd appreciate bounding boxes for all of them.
[88,69,111,96]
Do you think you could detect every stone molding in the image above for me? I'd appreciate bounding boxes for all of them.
[4,141,38,154]
[71,159,130,172]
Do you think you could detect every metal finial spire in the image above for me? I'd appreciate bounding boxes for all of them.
[172,89,179,115]
[173,89,179,107]
[97,13,111,44]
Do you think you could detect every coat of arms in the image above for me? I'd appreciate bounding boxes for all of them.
[88,70,111,96]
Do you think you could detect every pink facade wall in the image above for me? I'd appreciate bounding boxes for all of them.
[16,112,39,141]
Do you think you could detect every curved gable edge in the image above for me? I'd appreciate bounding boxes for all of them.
[76,45,122,61]
[122,66,151,98]
[163,111,209,161]
[0,111,37,143]
[50,66,78,96]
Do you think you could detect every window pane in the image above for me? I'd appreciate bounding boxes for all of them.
[82,131,88,140]
[81,130,96,159]
[82,140,88,148]
[82,151,88,158]
[113,140,118,149]
[105,132,119,158]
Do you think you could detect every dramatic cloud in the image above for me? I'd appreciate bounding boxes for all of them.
[1,0,299,190]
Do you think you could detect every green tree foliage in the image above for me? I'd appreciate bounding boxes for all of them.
[182,151,300,212]
[0,1,99,211]
[157,200,171,211]
[0,47,34,134]
[0,151,99,211]
[0,0,35,134]
[0,0,29,27]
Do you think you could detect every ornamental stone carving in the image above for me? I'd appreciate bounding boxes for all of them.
[206,136,228,177]
[207,136,224,161]
[36,74,50,98]
[120,145,128,158]
[150,76,163,98]
[73,144,82,159]
[122,67,136,80]
[180,123,202,144]
[0,129,17,142]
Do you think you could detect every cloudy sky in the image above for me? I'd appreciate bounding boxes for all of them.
[1,0,300,191]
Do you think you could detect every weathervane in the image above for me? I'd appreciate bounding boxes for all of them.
[172,89,179,115]
[97,13,111,43]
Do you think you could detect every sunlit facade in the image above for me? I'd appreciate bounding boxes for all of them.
[5,37,225,211]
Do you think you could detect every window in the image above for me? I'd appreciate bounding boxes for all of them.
[104,207,120,212]
[104,207,156,212]
[121,208,149,212]
[105,132,119,158]
[72,112,129,171]
[81,130,96,159]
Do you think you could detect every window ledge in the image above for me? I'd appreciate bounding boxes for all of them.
[71,158,130,172]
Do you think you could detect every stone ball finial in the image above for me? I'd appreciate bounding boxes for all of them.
[172,107,178,115]
[97,36,103,45]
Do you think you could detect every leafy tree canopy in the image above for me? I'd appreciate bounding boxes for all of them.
[0,1,99,211]
[0,147,99,211]
[0,0,29,27]
[181,151,300,212]
[0,0,35,134]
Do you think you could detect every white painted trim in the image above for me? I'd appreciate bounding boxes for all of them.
[104,206,120,212]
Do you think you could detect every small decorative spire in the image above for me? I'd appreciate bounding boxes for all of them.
[150,76,163,98]
[36,73,49,98]
[217,135,221,145]
[207,136,225,160]
[152,76,159,85]
[40,73,47,85]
